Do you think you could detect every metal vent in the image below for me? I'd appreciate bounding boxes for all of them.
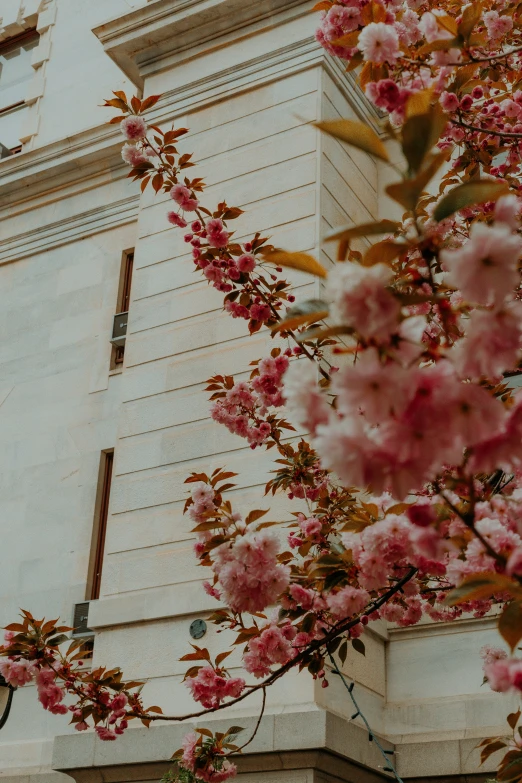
[72,602,93,637]
[110,311,128,347]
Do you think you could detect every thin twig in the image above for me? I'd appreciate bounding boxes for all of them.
[235,687,266,753]
[327,652,404,783]
[451,117,522,139]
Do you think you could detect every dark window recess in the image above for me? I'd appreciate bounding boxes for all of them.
[111,250,134,365]
[0,30,39,155]
[72,601,92,637]
[88,450,114,600]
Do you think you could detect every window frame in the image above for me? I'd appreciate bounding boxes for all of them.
[86,450,114,601]
[112,249,134,367]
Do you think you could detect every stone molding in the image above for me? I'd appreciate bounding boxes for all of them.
[0,194,139,265]
[50,708,501,781]
[93,0,381,129]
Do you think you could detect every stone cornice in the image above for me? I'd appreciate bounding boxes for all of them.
[93,0,309,89]
[0,194,139,265]
[0,26,380,212]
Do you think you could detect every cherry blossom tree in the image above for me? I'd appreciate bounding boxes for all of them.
[6,1,522,781]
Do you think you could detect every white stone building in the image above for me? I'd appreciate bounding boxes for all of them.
[0,1,516,782]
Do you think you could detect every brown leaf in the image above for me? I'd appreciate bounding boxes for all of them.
[446,573,520,606]
[499,601,522,652]
[363,240,405,266]
[263,250,327,278]
[140,94,162,112]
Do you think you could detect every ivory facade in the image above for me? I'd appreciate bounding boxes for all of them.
[0,1,513,781]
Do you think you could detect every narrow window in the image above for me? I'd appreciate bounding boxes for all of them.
[87,450,114,600]
[111,249,134,367]
[0,30,39,156]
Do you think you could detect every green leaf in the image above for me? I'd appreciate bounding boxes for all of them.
[314,119,389,162]
[499,601,522,652]
[386,149,452,210]
[401,105,448,173]
[338,640,348,664]
[351,638,366,656]
[434,180,510,221]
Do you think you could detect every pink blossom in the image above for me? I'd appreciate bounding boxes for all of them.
[485,658,515,692]
[186,666,245,708]
[419,11,451,42]
[358,22,400,64]
[249,303,271,322]
[315,5,361,58]
[290,584,315,610]
[170,184,199,212]
[243,625,295,678]
[38,682,65,711]
[481,645,508,667]
[167,211,188,228]
[213,530,290,613]
[299,515,322,538]
[440,91,459,112]
[326,262,400,341]
[121,143,149,167]
[495,195,521,230]
[182,732,198,770]
[507,547,522,576]
[451,303,522,380]
[327,586,370,619]
[333,349,410,424]
[366,80,409,115]
[283,360,330,436]
[237,254,256,273]
[75,721,89,732]
[95,726,117,741]
[120,116,147,140]
[441,222,522,308]
[484,10,513,39]
[0,659,36,687]
[206,218,230,248]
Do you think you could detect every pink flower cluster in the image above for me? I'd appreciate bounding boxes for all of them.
[484,655,522,694]
[181,732,237,782]
[186,666,245,708]
[36,669,67,715]
[243,624,297,678]
[188,481,218,524]
[212,529,290,613]
[343,513,447,592]
[0,658,36,687]
[120,115,147,140]
[210,354,289,448]
[326,586,370,619]
[288,353,509,499]
[326,262,401,342]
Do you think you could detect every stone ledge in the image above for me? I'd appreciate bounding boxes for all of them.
[51,708,508,780]
[52,710,394,777]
